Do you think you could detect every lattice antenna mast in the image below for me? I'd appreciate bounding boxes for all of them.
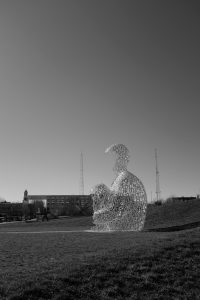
[155,148,161,201]
[79,152,84,195]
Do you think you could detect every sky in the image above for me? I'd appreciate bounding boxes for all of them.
[0,0,200,203]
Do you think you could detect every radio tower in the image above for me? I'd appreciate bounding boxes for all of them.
[155,148,161,201]
[79,152,84,195]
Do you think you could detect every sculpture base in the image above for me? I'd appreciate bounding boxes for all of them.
[90,225,144,232]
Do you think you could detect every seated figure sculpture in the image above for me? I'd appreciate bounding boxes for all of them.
[91,144,147,231]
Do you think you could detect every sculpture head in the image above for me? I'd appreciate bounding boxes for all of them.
[105,144,130,175]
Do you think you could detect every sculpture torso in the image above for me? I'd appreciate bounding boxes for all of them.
[111,170,146,197]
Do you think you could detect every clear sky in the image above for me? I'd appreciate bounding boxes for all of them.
[0,0,200,202]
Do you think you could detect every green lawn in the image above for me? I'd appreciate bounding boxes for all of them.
[0,201,200,299]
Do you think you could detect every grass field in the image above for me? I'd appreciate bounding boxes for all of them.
[0,201,200,299]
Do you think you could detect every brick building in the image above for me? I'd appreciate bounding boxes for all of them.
[23,190,93,217]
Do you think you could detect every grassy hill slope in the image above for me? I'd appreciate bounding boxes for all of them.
[0,225,199,299]
[144,199,200,229]
[0,200,200,299]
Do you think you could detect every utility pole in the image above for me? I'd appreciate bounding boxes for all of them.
[155,148,161,202]
[79,152,84,195]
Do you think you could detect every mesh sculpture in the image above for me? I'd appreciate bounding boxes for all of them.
[91,144,147,231]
